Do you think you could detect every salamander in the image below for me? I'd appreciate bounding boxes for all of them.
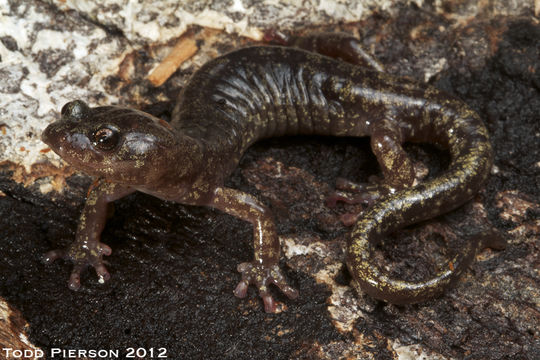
[41,33,504,312]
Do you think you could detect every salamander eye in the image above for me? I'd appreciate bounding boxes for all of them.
[61,100,89,120]
[92,126,120,151]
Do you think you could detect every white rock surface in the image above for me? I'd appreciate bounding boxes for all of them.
[0,0,129,172]
[51,0,422,43]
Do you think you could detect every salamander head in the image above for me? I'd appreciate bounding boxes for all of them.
[42,100,193,185]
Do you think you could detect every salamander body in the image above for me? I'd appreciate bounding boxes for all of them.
[42,34,502,312]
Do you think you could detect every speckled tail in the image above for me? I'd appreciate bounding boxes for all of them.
[347,105,493,304]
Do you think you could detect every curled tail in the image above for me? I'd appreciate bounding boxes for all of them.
[346,108,503,304]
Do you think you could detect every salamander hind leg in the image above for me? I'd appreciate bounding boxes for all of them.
[263,30,384,72]
[326,179,382,226]
[209,187,298,313]
[328,117,417,225]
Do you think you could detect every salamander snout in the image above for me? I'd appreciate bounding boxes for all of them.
[42,99,92,153]
[41,100,95,160]
[41,123,55,147]
[41,119,91,159]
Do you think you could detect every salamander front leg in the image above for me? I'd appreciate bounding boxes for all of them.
[43,180,135,290]
[209,187,298,313]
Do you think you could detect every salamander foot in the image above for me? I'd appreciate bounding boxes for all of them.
[43,241,112,290]
[327,177,385,206]
[326,177,387,226]
[234,262,298,313]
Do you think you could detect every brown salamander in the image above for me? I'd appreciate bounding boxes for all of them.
[41,33,504,312]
